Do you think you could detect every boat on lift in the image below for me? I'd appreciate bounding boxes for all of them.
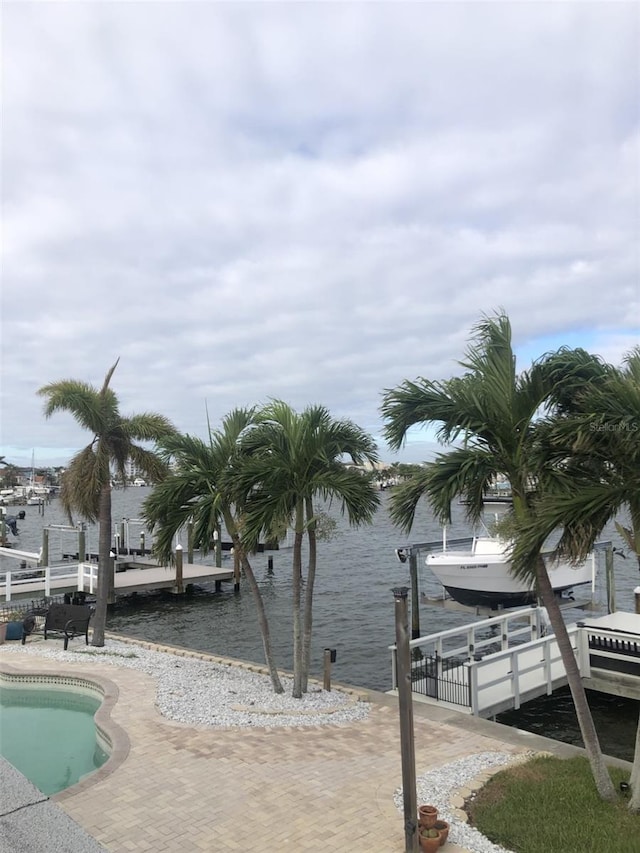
[425,534,594,609]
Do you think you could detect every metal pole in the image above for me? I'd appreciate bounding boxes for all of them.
[409,551,423,663]
[409,551,421,640]
[606,546,616,614]
[392,586,419,853]
[79,528,86,562]
[187,522,194,564]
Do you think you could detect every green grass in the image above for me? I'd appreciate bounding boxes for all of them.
[467,755,639,853]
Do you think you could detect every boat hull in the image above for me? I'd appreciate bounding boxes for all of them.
[425,538,593,609]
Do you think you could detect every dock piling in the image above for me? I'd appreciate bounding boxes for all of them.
[41,529,49,569]
[175,543,184,594]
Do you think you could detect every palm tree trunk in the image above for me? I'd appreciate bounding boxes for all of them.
[301,496,316,694]
[91,483,112,647]
[292,502,304,698]
[236,544,284,694]
[536,556,616,801]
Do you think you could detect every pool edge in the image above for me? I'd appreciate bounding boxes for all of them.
[0,663,131,802]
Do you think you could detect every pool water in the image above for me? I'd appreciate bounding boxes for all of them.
[0,686,109,795]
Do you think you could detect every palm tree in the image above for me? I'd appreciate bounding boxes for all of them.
[237,401,380,698]
[142,409,284,694]
[38,360,175,646]
[381,312,617,801]
[511,346,640,811]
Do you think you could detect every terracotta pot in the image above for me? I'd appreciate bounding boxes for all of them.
[419,829,441,853]
[418,804,438,829]
[434,819,450,847]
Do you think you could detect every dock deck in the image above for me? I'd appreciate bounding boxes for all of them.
[0,559,234,602]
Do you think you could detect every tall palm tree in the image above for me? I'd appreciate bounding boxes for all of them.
[381,312,617,801]
[38,361,175,646]
[142,409,284,694]
[237,401,380,698]
[511,346,640,811]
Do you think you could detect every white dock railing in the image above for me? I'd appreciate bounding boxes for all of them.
[1,562,99,601]
[390,606,577,717]
[391,607,640,717]
[467,628,577,715]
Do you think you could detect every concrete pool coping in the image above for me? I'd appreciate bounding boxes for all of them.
[0,635,633,852]
[0,664,131,802]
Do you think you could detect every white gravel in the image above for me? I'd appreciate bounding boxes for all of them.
[395,751,536,853]
[0,638,371,728]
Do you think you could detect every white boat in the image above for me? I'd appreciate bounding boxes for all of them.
[425,536,594,608]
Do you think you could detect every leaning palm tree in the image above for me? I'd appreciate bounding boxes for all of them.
[381,312,617,801]
[142,409,284,694]
[38,360,176,646]
[511,346,640,811]
[237,401,380,698]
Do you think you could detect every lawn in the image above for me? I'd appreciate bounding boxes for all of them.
[467,755,639,853]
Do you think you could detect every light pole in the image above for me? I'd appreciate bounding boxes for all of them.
[393,586,419,853]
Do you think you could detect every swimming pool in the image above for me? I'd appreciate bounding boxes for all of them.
[0,676,111,795]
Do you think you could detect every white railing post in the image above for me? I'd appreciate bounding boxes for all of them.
[577,625,591,678]
[544,636,552,694]
[5,571,11,602]
[511,650,520,709]
[467,627,475,657]
[501,613,509,651]
[467,660,479,714]
[44,567,51,597]
[77,563,84,591]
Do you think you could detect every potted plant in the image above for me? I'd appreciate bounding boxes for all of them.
[419,827,441,853]
[1,610,25,641]
[418,804,438,828]
[434,819,450,847]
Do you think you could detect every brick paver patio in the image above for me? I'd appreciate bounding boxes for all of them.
[0,638,569,852]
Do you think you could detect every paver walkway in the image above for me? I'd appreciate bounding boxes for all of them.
[0,638,569,852]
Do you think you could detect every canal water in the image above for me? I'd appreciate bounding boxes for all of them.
[3,489,639,761]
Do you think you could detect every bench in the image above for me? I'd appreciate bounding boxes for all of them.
[22,603,93,650]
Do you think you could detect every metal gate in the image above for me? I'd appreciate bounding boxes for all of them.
[409,652,471,708]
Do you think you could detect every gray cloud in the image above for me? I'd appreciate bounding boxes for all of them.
[2,2,638,466]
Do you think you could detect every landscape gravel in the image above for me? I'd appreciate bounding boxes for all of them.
[395,750,535,853]
[0,638,371,728]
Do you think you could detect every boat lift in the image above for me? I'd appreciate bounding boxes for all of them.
[395,538,616,642]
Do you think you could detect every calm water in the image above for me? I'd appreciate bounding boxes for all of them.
[0,686,108,794]
[3,489,639,760]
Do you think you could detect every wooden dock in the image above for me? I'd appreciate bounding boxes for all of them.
[0,559,235,603]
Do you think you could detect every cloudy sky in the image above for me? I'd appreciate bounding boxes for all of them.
[2,2,639,468]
